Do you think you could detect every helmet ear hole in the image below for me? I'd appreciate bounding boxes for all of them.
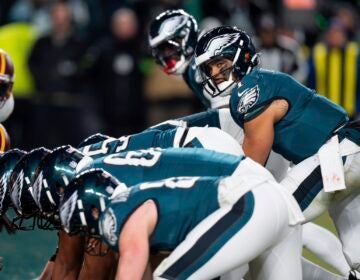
[245,52,251,63]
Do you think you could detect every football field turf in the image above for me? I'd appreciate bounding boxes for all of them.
[0,213,342,279]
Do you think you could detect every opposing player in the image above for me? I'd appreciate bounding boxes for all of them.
[0,49,18,231]
[0,49,15,124]
[0,49,15,154]
[61,166,304,280]
[194,25,360,277]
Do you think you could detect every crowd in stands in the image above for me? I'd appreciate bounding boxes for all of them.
[0,0,359,149]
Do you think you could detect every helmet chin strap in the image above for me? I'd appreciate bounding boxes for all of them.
[246,53,259,75]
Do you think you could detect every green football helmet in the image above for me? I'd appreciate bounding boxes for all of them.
[0,149,26,217]
[32,145,92,229]
[9,147,50,230]
[195,26,259,97]
[149,9,198,75]
[60,168,121,237]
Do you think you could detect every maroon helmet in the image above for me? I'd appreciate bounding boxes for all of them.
[0,49,15,122]
[0,49,14,95]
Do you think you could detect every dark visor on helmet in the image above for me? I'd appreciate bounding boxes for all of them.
[0,82,11,99]
[152,40,182,65]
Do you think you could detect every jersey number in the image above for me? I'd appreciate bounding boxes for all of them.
[81,136,130,157]
[139,176,199,190]
[103,148,162,167]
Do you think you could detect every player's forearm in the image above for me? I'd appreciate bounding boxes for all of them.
[52,258,82,280]
[52,253,82,280]
[79,249,117,280]
[38,261,54,280]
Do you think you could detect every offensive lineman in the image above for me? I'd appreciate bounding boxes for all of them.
[30,125,243,279]
[60,162,304,280]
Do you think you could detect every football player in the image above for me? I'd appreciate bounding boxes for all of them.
[78,126,243,159]
[60,166,304,280]
[194,25,360,278]
[0,49,17,232]
[0,149,26,233]
[0,49,18,232]
[0,49,15,153]
[148,9,290,182]
[8,147,50,230]
[53,146,344,280]
[0,49,15,124]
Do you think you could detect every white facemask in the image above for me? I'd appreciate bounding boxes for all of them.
[0,94,14,122]
[203,72,237,98]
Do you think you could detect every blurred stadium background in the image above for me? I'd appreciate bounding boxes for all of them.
[1,0,360,278]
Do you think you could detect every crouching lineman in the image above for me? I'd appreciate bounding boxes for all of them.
[60,163,304,280]
[5,146,344,280]
[27,124,243,279]
[34,146,266,279]
[0,149,26,233]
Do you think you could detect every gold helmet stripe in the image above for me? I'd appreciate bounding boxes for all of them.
[0,52,5,75]
[0,125,6,152]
